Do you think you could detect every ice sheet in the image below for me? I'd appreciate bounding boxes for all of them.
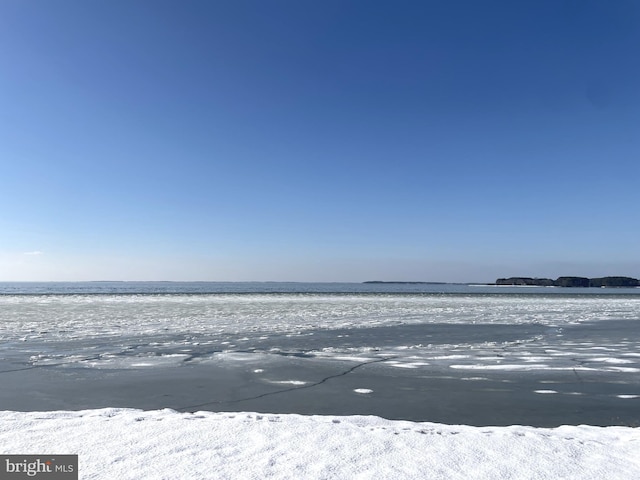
[2,293,639,426]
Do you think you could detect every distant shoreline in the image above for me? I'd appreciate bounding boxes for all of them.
[362,281,451,285]
[495,276,639,288]
[364,276,640,288]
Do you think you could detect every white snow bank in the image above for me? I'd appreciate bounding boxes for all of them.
[1,409,638,479]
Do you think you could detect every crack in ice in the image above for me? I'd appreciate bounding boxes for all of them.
[177,355,398,412]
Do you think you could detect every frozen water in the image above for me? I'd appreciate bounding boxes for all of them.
[1,283,639,426]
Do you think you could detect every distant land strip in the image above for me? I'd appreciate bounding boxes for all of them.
[363,281,449,285]
[495,276,639,288]
[363,277,640,287]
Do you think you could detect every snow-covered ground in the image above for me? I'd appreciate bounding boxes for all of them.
[1,408,638,479]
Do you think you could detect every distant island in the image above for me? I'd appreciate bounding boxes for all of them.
[363,281,449,285]
[495,276,639,288]
[363,277,640,288]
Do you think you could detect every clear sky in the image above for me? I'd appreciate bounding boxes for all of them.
[1,0,639,282]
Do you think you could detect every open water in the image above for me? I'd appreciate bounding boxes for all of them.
[1,282,639,426]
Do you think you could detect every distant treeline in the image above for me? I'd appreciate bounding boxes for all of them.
[495,276,640,287]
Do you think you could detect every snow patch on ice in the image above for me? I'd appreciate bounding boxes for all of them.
[450,364,549,371]
[83,354,191,369]
[426,355,470,360]
[590,357,635,364]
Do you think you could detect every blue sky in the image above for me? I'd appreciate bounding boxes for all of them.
[1,0,639,282]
